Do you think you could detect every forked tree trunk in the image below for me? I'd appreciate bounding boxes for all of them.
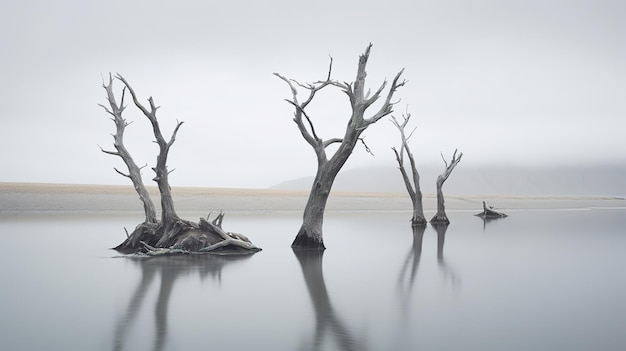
[430,150,462,224]
[277,44,406,249]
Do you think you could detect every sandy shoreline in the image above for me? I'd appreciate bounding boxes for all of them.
[1,182,624,215]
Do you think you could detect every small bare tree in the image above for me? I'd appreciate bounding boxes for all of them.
[430,150,463,224]
[391,112,426,226]
[275,44,406,249]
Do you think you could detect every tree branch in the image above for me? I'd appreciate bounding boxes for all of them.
[438,149,463,183]
[99,145,120,156]
[167,120,184,148]
[391,112,422,206]
[392,146,416,200]
[358,137,374,156]
[114,167,131,178]
[323,138,343,148]
[286,100,319,141]
[365,69,406,125]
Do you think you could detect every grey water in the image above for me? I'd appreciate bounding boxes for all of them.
[0,209,625,351]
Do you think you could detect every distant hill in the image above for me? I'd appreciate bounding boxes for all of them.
[271,164,626,197]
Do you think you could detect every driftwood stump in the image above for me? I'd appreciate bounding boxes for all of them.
[475,201,508,219]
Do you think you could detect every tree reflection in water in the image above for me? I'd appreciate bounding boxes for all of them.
[480,215,506,232]
[293,249,363,351]
[432,223,460,288]
[397,225,426,313]
[397,224,460,300]
[395,224,460,347]
[112,254,253,351]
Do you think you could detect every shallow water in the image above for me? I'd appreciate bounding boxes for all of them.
[0,209,624,351]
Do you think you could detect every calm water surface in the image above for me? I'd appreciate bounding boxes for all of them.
[0,209,624,351]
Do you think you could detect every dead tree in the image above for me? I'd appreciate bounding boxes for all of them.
[99,74,157,224]
[275,43,405,249]
[101,74,260,255]
[391,112,426,226]
[430,150,463,224]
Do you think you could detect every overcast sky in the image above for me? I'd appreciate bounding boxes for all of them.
[1,0,624,188]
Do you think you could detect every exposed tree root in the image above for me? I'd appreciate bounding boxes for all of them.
[429,214,450,225]
[140,241,189,256]
[197,217,261,253]
[411,216,428,227]
[291,227,326,250]
[114,213,261,256]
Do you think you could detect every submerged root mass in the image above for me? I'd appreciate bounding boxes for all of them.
[114,213,261,256]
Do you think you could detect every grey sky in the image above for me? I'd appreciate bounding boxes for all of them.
[1,0,624,188]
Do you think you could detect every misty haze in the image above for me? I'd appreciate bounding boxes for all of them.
[1,0,625,350]
[273,164,626,198]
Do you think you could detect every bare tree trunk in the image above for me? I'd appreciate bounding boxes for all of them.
[391,113,426,226]
[276,44,406,249]
[432,180,448,223]
[99,74,157,224]
[430,150,462,224]
[293,162,342,249]
[294,172,331,249]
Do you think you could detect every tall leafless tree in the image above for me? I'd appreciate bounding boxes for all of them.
[430,150,463,224]
[391,112,426,226]
[275,44,406,249]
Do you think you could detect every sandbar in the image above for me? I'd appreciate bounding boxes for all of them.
[1,182,624,215]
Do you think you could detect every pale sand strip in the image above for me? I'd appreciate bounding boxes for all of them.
[1,182,624,215]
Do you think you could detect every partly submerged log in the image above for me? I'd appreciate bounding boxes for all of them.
[475,201,508,219]
[114,213,261,256]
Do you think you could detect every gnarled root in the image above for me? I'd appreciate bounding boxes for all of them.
[429,214,450,224]
[114,212,261,255]
[140,241,190,256]
[198,217,261,253]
